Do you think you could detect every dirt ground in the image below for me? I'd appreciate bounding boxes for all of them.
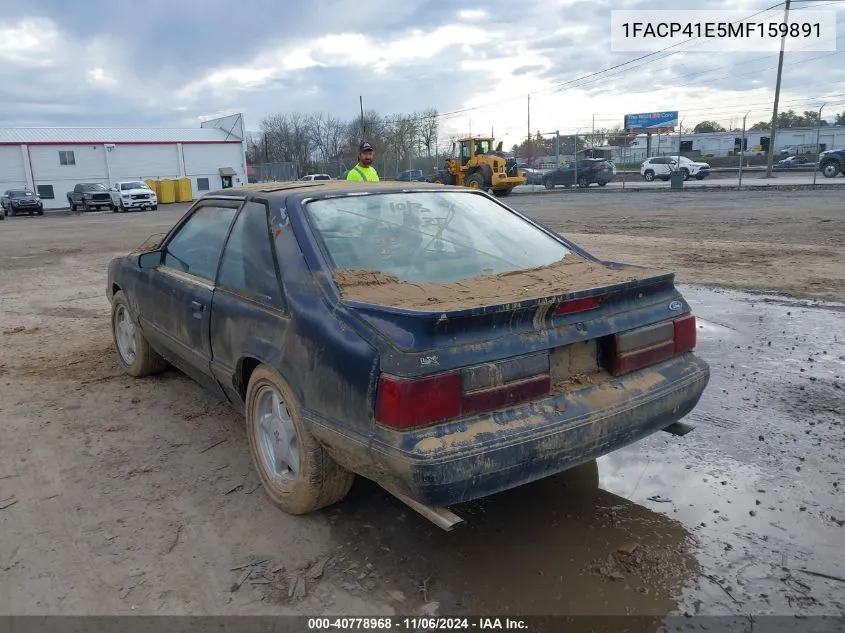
[514,188,845,302]
[0,190,842,620]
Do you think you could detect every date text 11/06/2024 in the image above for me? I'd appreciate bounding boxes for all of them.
[307,617,529,630]
[620,21,821,39]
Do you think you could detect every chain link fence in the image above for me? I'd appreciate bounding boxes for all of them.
[251,162,299,183]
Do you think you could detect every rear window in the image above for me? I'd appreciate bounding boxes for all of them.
[303,191,571,283]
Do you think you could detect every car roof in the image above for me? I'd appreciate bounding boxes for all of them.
[203,180,449,201]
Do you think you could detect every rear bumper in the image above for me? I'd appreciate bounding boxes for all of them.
[367,353,709,507]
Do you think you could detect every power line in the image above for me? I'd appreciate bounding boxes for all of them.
[432,2,790,122]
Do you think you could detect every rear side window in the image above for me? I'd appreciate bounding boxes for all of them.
[304,191,571,284]
[163,204,237,281]
[217,201,283,308]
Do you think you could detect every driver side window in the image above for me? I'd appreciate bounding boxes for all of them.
[163,204,237,281]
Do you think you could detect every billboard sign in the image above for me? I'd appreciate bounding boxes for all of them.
[624,111,679,133]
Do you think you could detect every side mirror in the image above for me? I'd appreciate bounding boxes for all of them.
[138,250,163,269]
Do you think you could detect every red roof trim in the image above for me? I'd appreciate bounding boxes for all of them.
[0,140,243,146]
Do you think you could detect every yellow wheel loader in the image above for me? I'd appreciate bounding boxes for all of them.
[430,137,525,197]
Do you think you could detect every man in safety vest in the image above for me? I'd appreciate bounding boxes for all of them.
[346,142,380,181]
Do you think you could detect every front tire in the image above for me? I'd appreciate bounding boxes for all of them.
[245,366,354,515]
[821,160,840,178]
[111,290,169,377]
[577,176,588,188]
[466,173,485,189]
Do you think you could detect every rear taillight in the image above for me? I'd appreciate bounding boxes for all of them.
[611,314,696,376]
[376,353,551,430]
[673,314,696,353]
[375,373,462,429]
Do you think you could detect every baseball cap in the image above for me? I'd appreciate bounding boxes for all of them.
[359,141,374,151]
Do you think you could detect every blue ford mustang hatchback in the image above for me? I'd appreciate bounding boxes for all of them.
[106,181,709,528]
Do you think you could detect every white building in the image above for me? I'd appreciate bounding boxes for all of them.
[0,113,248,209]
[617,125,845,161]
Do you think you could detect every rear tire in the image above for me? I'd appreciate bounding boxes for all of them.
[597,180,607,186]
[643,170,655,182]
[681,168,690,181]
[245,366,354,515]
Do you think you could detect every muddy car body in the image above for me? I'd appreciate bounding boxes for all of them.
[106,181,710,528]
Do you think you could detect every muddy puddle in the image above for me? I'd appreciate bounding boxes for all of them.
[324,285,844,622]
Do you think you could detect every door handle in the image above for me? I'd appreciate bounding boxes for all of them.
[190,300,205,313]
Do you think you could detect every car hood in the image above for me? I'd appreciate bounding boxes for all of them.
[118,188,155,195]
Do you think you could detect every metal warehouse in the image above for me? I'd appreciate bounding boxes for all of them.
[0,113,248,210]
[624,125,845,161]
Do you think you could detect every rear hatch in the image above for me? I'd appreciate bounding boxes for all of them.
[300,187,696,430]
[334,257,695,430]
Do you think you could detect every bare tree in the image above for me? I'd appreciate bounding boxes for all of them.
[419,108,439,159]
[309,112,345,165]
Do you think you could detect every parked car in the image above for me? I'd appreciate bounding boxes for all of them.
[818,149,845,178]
[640,156,710,181]
[775,156,815,170]
[396,169,425,182]
[543,159,614,189]
[106,181,710,528]
[520,167,545,185]
[300,174,332,181]
[67,183,111,211]
[1,189,44,216]
[109,181,158,212]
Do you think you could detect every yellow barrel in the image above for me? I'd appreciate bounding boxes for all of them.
[158,178,176,204]
[145,179,161,197]
[175,177,193,202]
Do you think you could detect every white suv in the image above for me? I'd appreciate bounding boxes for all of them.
[640,156,710,182]
[110,181,158,212]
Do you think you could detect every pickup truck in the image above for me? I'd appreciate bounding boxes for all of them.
[67,183,112,211]
[2,189,44,216]
[818,149,845,178]
[109,181,158,212]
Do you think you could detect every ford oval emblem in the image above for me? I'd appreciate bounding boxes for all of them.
[668,300,682,311]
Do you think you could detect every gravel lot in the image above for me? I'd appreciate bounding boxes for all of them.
[0,188,842,619]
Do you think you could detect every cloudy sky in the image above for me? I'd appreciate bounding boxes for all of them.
[1,0,844,149]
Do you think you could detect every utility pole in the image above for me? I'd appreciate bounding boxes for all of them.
[555,130,560,167]
[813,103,825,186]
[739,111,750,187]
[573,128,581,187]
[527,94,531,162]
[765,0,791,178]
[591,114,595,146]
[359,96,365,139]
